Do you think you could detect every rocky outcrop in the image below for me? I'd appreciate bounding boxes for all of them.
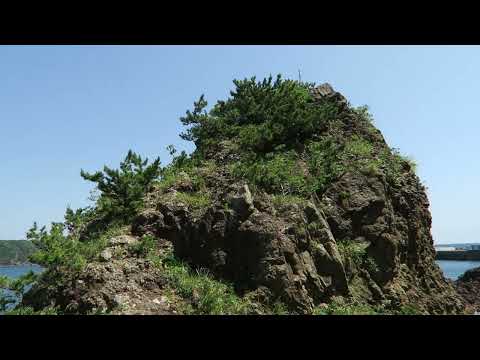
[130,169,464,313]
[21,82,466,315]
[128,84,466,314]
[455,267,480,313]
[133,185,349,312]
[22,237,179,315]
[322,166,463,313]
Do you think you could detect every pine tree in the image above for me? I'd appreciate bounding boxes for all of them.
[80,150,161,223]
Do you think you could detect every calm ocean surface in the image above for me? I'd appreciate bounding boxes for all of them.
[0,263,44,279]
[436,260,480,280]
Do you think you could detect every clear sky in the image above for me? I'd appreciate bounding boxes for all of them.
[0,45,477,244]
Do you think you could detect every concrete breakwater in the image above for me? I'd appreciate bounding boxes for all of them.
[436,250,480,261]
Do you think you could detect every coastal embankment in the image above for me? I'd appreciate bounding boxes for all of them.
[436,250,480,261]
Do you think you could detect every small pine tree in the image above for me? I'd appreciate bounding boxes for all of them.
[80,150,161,223]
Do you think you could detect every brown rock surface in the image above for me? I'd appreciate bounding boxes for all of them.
[21,83,466,314]
[455,267,480,314]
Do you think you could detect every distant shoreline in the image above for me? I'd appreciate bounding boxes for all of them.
[436,250,480,261]
[0,240,37,266]
[0,261,38,267]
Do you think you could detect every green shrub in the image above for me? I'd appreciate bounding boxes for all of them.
[305,138,345,194]
[364,256,380,274]
[353,105,375,125]
[313,298,423,315]
[180,74,340,156]
[338,191,351,201]
[175,192,211,212]
[341,135,382,176]
[271,301,289,315]
[313,299,381,315]
[80,150,161,224]
[156,149,210,193]
[178,74,417,200]
[271,194,307,209]
[27,222,87,272]
[4,306,59,315]
[232,151,307,195]
[149,252,252,315]
[64,206,98,239]
[344,135,374,158]
[393,304,422,315]
[27,222,123,273]
[130,235,157,257]
[336,241,368,268]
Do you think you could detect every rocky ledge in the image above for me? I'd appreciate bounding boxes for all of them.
[455,267,480,314]
[23,235,180,315]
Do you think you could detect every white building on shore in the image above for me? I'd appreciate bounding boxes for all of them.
[435,246,459,252]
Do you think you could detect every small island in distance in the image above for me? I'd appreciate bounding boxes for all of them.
[0,240,37,265]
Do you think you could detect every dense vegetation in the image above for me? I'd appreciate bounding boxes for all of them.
[178,75,414,198]
[0,240,37,265]
[0,74,421,315]
[25,150,161,273]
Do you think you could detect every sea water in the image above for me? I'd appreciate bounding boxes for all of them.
[0,263,43,279]
[436,260,480,280]
[0,264,44,313]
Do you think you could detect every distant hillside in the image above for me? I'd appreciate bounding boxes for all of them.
[0,240,37,265]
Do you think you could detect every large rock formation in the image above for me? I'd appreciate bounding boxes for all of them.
[129,84,464,314]
[21,81,466,314]
[132,185,349,311]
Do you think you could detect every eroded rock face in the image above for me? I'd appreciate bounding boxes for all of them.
[322,169,464,313]
[131,166,464,314]
[129,84,465,314]
[455,267,480,314]
[133,189,348,312]
[23,83,466,314]
[22,238,178,315]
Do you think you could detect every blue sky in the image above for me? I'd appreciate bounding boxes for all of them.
[0,45,477,244]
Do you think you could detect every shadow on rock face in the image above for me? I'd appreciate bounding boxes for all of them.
[132,183,350,313]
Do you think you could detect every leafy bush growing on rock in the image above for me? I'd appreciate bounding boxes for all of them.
[313,298,423,315]
[313,299,381,315]
[27,222,87,272]
[27,221,124,273]
[175,192,211,213]
[157,149,208,194]
[353,105,375,125]
[150,251,253,315]
[232,151,307,195]
[129,235,157,257]
[180,75,339,156]
[81,150,161,225]
[4,306,58,315]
